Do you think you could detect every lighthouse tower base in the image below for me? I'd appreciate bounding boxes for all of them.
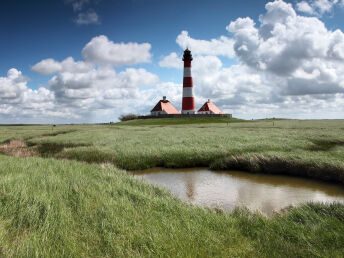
[138,113,232,119]
[181,110,196,114]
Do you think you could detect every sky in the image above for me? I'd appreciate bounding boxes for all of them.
[1,0,344,123]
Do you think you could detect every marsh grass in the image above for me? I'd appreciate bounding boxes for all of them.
[308,139,344,151]
[0,120,344,256]
[35,142,91,157]
[0,125,76,143]
[22,119,344,183]
[118,116,246,126]
[0,155,343,257]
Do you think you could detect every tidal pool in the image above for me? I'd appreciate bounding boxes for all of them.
[132,168,344,215]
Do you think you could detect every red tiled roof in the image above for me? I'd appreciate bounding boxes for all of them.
[151,100,180,114]
[198,101,223,114]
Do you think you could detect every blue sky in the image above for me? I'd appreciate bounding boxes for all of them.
[1,0,344,123]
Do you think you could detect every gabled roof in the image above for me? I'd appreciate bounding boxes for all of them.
[198,101,223,114]
[151,99,180,114]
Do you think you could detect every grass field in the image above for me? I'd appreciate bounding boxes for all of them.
[0,118,343,256]
[118,116,245,125]
[24,118,344,183]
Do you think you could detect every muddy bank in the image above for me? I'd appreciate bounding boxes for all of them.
[0,139,37,157]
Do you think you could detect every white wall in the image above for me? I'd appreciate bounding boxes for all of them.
[151,110,167,116]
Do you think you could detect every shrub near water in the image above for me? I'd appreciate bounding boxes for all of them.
[0,155,343,257]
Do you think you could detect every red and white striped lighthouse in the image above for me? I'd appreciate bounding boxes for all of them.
[182,48,196,114]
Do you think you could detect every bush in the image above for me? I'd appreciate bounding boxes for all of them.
[118,114,138,121]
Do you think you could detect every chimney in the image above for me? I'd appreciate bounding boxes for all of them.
[163,96,166,101]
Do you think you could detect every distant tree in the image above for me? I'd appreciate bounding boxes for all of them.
[118,114,138,121]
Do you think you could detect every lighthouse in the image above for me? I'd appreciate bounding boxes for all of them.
[182,48,196,114]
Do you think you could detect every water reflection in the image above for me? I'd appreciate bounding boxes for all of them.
[132,168,344,215]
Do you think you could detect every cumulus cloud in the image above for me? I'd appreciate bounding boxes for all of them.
[82,35,152,66]
[32,57,93,75]
[296,0,339,16]
[31,58,63,75]
[21,34,159,122]
[0,69,30,104]
[226,0,344,96]
[159,53,223,72]
[191,58,344,119]
[46,61,159,106]
[296,1,315,14]
[176,31,235,58]
[23,62,160,122]
[0,68,59,123]
[159,52,181,69]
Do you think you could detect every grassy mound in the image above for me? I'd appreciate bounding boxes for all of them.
[0,155,343,257]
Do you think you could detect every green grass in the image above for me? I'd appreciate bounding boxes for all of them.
[0,119,344,256]
[0,125,75,143]
[22,119,344,183]
[117,116,245,126]
[0,155,343,257]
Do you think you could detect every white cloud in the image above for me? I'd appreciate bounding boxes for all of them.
[159,52,181,69]
[47,64,159,106]
[190,58,344,119]
[176,31,235,58]
[26,35,160,122]
[296,1,315,14]
[75,9,99,25]
[313,0,336,13]
[82,35,152,66]
[32,57,93,75]
[0,69,29,104]
[296,0,339,16]
[9,35,159,123]
[0,69,58,123]
[116,68,159,88]
[31,58,63,75]
[159,53,223,72]
[226,0,344,96]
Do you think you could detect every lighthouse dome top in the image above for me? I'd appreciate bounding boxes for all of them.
[182,48,193,61]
